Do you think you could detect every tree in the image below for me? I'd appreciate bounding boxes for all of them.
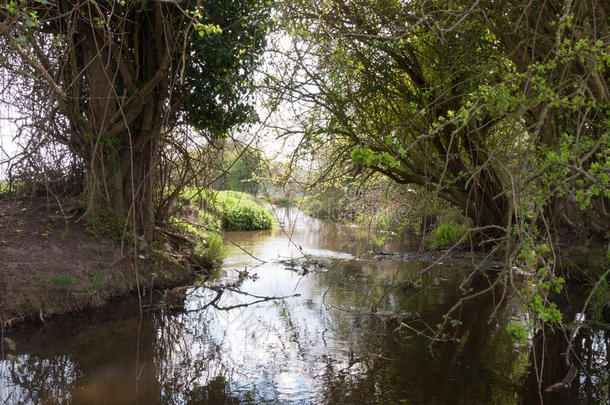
[213,142,263,195]
[479,0,610,242]
[270,0,513,236]
[0,0,270,239]
[268,0,609,251]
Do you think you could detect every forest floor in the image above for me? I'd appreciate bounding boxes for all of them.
[0,196,195,329]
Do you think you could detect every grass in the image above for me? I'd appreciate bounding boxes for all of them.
[208,190,275,231]
[194,232,226,266]
[168,214,228,269]
[87,274,107,296]
[52,274,77,288]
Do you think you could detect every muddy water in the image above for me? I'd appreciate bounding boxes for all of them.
[0,208,607,404]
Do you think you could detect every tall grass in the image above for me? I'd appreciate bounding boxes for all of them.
[194,232,226,266]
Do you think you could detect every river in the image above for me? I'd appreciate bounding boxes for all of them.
[0,208,607,404]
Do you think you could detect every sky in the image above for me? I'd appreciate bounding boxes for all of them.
[0,104,19,181]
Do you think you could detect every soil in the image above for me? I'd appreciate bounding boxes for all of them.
[0,196,196,329]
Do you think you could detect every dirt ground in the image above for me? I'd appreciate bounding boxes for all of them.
[0,196,195,328]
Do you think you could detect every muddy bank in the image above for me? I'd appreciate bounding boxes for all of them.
[0,197,198,328]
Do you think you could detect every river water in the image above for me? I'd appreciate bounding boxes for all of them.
[0,208,607,404]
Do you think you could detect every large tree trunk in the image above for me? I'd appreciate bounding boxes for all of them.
[70,4,171,241]
[82,129,160,241]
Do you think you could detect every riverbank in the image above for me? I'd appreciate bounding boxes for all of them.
[0,190,278,328]
[0,197,197,328]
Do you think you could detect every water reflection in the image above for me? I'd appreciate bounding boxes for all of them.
[0,208,606,404]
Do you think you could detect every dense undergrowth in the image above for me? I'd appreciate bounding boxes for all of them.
[179,189,275,231]
[213,190,275,231]
[169,189,275,266]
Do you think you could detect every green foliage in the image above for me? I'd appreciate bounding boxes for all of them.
[300,194,341,220]
[169,216,200,235]
[525,292,563,324]
[214,146,263,194]
[507,321,528,345]
[179,188,274,231]
[181,0,272,137]
[197,210,223,232]
[194,233,226,266]
[428,222,469,249]
[0,0,272,238]
[214,191,275,231]
[169,212,226,268]
[278,0,513,228]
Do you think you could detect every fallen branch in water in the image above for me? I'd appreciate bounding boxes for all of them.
[206,284,300,310]
[212,293,300,311]
[165,275,301,313]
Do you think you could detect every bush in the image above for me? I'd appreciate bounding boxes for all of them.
[178,189,275,231]
[214,191,275,231]
[428,222,469,249]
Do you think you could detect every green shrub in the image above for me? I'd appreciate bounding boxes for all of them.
[177,188,274,231]
[224,205,274,230]
[214,191,275,231]
[169,216,199,234]
[428,222,469,249]
[194,233,226,266]
[198,210,222,231]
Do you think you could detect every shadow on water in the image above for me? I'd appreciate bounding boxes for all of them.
[1,208,608,404]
